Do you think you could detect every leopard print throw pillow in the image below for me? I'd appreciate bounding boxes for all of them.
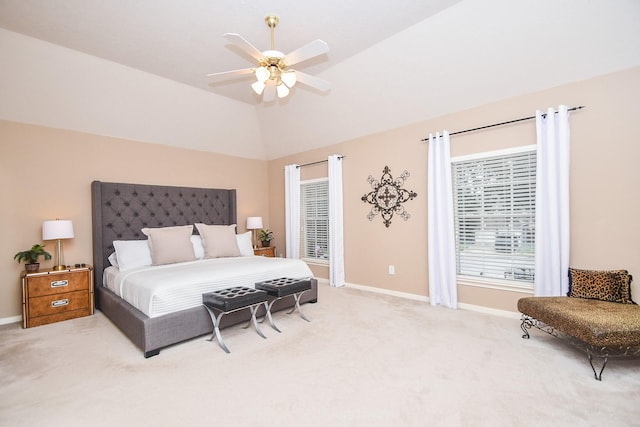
[568,268,633,304]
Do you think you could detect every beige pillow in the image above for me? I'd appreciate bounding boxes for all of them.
[194,223,240,258]
[141,225,196,265]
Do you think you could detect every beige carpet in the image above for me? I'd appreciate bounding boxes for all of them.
[1,283,639,427]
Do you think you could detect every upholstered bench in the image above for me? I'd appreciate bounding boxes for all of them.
[202,286,269,353]
[255,277,312,332]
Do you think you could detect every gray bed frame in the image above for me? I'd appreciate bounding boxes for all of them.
[91,181,318,357]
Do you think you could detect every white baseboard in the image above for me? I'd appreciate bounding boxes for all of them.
[344,282,429,302]
[0,315,22,326]
[342,282,520,319]
[457,302,521,319]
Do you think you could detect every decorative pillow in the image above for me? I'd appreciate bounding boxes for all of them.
[191,235,205,260]
[141,225,196,265]
[236,231,255,257]
[568,268,633,304]
[112,240,152,271]
[194,223,241,258]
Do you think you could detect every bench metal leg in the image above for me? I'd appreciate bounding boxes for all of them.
[261,290,312,331]
[204,305,230,354]
[242,303,267,339]
[260,300,282,333]
[204,302,267,354]
[286,291,311,322]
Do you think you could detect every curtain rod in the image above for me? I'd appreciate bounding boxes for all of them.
[296,155,345,169]
[419,105,585,142]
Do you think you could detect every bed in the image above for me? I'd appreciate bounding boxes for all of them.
[91,181,318,357]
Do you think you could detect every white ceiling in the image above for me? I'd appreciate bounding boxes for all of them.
[1,0,639,159]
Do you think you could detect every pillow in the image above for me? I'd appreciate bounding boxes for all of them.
[107,252,119,268]
[141,225,196,265]
[112,240,152,271]
[194,223,241,258]
[236,231,255,257]
[568,268,633,304]
[191,235,205,260]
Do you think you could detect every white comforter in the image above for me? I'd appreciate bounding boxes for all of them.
[103,257,314,318]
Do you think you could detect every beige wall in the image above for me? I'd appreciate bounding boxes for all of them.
[0,121,268,320]
[2,66,638,321]
[269,66,640,311]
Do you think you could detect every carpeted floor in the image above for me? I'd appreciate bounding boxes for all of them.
[1,283,639,427]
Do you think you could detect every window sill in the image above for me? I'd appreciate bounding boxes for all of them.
[302,258,329,266]
[457,275,534,294]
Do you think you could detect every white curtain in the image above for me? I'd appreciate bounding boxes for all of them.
[534,105,570,296]
[328,155,345,287]
[427,132,457,308]
[284,164,300,259]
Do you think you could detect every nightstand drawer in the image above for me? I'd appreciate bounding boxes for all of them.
[28,290,89,318]
[254,246,276,257]
[27,271,89,297]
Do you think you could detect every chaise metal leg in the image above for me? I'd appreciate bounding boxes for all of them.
[520,315,532,339]
[587,353,608,381]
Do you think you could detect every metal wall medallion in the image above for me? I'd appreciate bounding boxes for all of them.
[361,166,417,228]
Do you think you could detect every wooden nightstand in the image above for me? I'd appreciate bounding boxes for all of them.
[21,266,94,328]
[254,246,276,257]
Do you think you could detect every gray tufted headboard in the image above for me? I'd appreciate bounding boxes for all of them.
[91,181,237,306]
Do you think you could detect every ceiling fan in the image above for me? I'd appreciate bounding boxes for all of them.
[207,15,330,102]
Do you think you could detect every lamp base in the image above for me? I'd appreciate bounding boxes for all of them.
[53,265,66,271]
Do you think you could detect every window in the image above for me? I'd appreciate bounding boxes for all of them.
[301,178,329,262]
[451,146,536,288]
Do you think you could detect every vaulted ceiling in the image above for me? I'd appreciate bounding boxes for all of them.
[1,0,639,159]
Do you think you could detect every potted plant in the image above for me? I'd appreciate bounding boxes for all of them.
[14,243,52,272]
[258,229,274,247]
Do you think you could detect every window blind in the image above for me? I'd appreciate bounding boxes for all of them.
[452,149,536,283]
[301,180,329,260]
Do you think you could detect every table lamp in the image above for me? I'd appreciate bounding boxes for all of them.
[246,216,263,249]
[42,219,74,271]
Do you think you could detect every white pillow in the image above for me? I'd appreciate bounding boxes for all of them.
[191,235,205,260]
[107,252,119,267]
[236,231,254,257]
[113,240,152,271]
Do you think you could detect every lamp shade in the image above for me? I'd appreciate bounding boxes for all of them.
[251,80,266,95]
[42,220,74,240]
[276,83,289,98]
[281,70,296,88]
[246,217,263,230]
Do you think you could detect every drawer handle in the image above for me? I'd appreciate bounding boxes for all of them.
[51,299,69,308]
[51,280,68,288]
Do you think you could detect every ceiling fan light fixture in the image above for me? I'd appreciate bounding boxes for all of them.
[276,82,290,98]
[251,80,266,95]
[281,71,296,88]
[255,66,270,82]
[207,15,330,102]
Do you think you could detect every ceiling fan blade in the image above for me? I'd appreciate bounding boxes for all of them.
[285,39,329,67]
[223,33,265,62]
[263,81,276,102]
[294,71,331,92]
[206,68,255,84]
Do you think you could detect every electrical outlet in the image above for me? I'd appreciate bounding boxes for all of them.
[388,265,395,275]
